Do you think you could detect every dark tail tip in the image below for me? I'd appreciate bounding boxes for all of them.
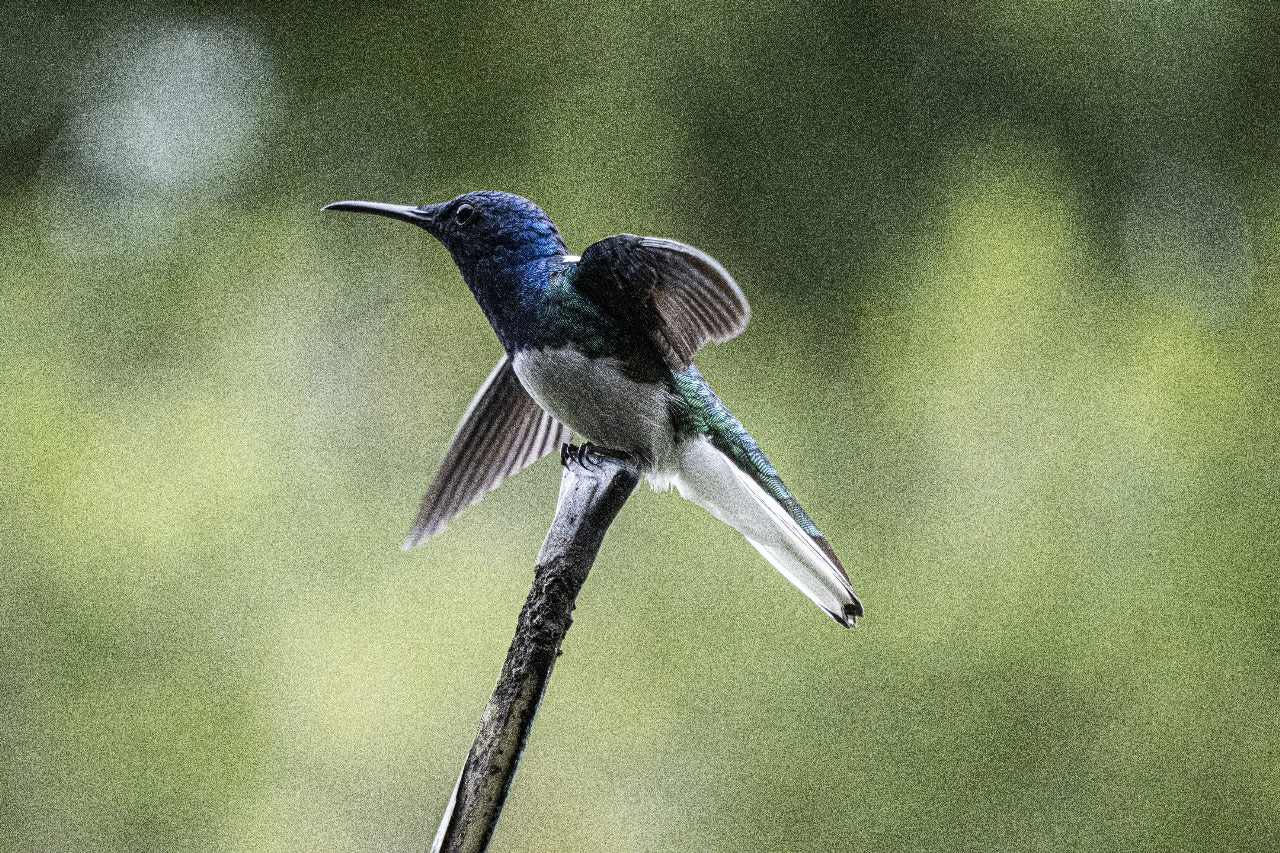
[839,597,865,629]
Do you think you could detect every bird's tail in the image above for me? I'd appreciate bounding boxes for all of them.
[667,435,863,627]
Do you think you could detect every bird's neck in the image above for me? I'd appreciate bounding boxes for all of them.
[460,252,563,353]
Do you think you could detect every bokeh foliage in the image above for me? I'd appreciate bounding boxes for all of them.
[3,1,1278,851]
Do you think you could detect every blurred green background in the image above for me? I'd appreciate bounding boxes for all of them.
[3,2,1278,851]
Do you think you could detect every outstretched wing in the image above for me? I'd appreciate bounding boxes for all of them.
[573,234,750,369]
[403,355,572,548]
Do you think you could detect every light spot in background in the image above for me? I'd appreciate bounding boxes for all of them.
[67,24,270,192]
[41,22,273,249]
[895,140,1079,535]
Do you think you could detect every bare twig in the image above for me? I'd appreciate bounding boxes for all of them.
[431,454,641,853]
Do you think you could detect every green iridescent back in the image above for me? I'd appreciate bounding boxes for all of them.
[671,366,826,540]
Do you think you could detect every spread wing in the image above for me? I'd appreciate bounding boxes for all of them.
[573,234,750,368]
[403,355,572,548]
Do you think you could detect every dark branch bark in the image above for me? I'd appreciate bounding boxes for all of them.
[431,455,640,853]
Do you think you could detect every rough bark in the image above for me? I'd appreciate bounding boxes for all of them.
[431,454,640,853]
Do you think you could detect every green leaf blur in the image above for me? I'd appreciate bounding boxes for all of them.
[3,2,1277,851]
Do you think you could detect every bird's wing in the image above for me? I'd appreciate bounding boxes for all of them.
[573,234,750,368]
[403,355,572,548]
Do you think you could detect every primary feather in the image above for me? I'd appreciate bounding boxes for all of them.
[403,355,572,548]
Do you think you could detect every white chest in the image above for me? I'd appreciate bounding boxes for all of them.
[511,347,677,463]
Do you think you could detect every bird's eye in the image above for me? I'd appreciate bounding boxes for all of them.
[454,203,475,225]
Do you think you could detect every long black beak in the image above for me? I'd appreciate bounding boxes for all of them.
[323,200,436,227]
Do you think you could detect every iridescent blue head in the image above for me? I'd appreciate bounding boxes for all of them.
[324,190,567,277]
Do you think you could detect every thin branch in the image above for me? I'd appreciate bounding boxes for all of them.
[431,454,641,853]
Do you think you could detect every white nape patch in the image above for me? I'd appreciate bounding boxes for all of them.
[562,254,581,263]
[511,346,676,464]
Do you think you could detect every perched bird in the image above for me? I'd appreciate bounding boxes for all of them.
[325,191,862,627]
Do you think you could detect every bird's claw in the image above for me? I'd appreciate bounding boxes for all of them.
[559,441,630,469]
[560,442,594,468]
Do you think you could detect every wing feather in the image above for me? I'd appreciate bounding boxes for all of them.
[574,234,750,368]
[403,355,572,548]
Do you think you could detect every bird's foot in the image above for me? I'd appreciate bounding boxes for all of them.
[561,442,593,468]
[560,442,632,469]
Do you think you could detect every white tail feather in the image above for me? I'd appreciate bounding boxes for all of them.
[664,437,859,625]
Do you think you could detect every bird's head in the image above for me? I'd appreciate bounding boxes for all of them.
[324,190,567,273]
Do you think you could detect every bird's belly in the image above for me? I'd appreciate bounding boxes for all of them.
[511,347,676,464]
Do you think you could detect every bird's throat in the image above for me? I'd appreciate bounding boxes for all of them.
[459,255,558,353]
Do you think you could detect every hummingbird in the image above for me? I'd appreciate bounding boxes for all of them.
[324,191,863,627]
